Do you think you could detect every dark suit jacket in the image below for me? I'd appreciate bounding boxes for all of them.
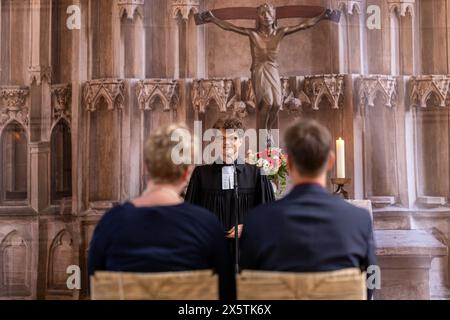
[241,183,376,298]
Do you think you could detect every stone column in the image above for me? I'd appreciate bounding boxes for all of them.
[418,0,447,74]
[388,0,416,75]
[0,0,2,82]
[358,75,403,208]
[333,1,365,74]
[410,76,450,207]
[28,0,52,212]
[89,0,121,79]
[365,0,392,74]
[29,0,52,141]
[30,142,50,212]
[118,0,146,79]
[68,2,89,298]
[348,2,365,74]
[171,0,203,79]
[70,0,88,215]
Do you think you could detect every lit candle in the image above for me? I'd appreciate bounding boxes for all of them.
[336,137,345,179]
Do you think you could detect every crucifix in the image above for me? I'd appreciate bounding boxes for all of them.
[195,4,341,148]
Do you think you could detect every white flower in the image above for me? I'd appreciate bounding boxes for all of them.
[256,158,265,167]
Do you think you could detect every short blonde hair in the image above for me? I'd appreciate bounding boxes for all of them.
[144,123,192,184]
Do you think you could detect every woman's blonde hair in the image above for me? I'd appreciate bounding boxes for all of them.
[144,123,193,184]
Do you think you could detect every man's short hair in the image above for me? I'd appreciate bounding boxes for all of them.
[284,119,332,178]
[213,116,245,137]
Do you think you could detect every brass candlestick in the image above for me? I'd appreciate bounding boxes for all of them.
[331,178,352,199]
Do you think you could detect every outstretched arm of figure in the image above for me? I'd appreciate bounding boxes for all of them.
[284,9,335,36]
[201,11,250,36]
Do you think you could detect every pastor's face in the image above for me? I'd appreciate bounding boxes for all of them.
[218,129,242,163]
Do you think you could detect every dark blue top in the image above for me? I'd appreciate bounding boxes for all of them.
[241,183,376,298]
[88,202,236,300]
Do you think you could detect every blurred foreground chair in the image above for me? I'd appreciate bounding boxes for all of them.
[91,270,218,300]
[237,268,367,300]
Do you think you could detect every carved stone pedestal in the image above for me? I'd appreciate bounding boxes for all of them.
[374,230,447,300]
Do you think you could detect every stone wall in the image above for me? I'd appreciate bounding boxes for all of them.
[0,0,449,300]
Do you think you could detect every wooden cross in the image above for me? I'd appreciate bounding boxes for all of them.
[195,5,341,25]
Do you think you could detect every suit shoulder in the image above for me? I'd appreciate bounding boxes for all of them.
[338,199,372,224]
[339,199,371,215]
[247,198,285,218]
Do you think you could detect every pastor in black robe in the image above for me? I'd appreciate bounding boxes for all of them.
[184,160,275,232]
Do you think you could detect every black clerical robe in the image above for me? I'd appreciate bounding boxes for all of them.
[185,162,275,231]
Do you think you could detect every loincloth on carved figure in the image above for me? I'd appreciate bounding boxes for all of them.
[251,61,282,107]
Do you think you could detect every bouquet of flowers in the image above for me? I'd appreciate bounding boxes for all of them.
[246,147,289,198]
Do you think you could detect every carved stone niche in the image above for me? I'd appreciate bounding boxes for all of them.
[358,75,399,207]
[0,86,30,130]
[191,79,237,114]
[229,79,253,119]
[231,77,309,118]
[279,77,311,115]
[241,79,256,112]
[304,74,345,110]
[47,229,75,293]
[83,79,125,112]
[79,216,102,299]
[410,75,450,108]
[51,84,72,125]
[227,79,255,119]
[281,77,298,113]
[410,75,450,207]
[388,0,415,17]
[117,0,144,19]
[28,65,52,86]
[336,0,363,15]
[359,75,398,108]
[136,79,179,112]
[172,0,200,20]
[0,229,33,298]
[84,80,125,208]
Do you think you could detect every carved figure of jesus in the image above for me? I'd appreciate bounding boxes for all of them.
[202,4,337,134]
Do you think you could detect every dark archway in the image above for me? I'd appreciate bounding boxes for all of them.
[50,119,72,203]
